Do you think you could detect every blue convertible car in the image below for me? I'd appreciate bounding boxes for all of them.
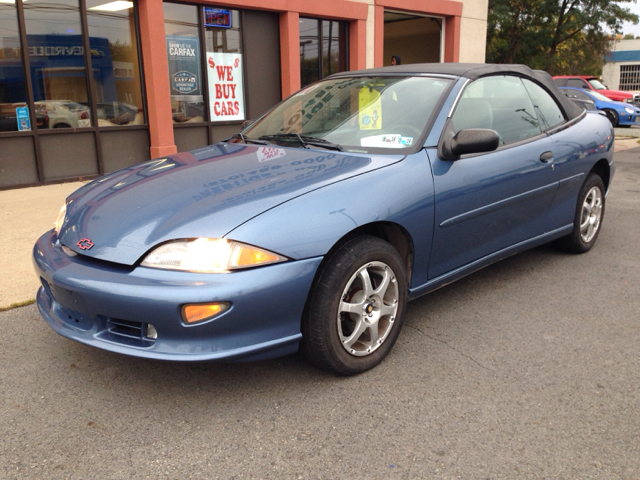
[34,64,614,375]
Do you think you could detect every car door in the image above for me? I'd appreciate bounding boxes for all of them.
[571,89,595,103]
[427,75,563,279]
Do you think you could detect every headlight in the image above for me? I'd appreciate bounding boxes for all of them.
[625,98,633,103]
[625,107,634,114]
[54,203,67,235]
[140,238,287,273]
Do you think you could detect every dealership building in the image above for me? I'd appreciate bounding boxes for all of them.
[0,0,488,190]
[602,38,640,93]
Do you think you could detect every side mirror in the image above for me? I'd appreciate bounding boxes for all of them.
[444,128,500,159]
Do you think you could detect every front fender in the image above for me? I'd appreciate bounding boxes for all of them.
[226,150,436,288]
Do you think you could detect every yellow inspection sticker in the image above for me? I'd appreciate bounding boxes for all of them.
[359,87,382,130]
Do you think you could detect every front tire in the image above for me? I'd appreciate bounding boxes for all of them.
[301,236,408,375]
[604,109,619,127]
[555,174,605,253]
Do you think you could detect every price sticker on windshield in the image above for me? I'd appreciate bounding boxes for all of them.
[359,87,382,130]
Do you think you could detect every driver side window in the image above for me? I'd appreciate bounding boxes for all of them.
[567,79,589,89]
[451,75,542,145]
[570,90,592,102]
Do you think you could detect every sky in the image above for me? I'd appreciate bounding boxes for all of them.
[621,2,640,37]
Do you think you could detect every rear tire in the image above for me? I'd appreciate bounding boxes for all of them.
[555,174,605,253]
[301,236,407,375]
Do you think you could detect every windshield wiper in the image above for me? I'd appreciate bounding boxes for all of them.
[258,133,344,151]
[223,132,268,145]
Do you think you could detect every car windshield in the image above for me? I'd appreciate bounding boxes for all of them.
[589,90,613,102]
[60,102,87,111]
[588,79,607,90]
[242,76,452,152]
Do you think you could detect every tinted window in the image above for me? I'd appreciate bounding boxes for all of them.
[452,75,541,145]
[24,0,92,129]
[0,2,29,132]
[564,89,592,102]
[300,18,348,88]
[522,79,565,130]
[567,78,588,89]
[86,0,145,127]
[299,18,320,87]
[163,3,204,123]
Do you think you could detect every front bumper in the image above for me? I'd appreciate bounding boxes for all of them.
[33,231,322,361]
[618,113,640,125]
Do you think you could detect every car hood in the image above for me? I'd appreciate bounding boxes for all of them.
[600,88,634,99]
[58,143,403,265]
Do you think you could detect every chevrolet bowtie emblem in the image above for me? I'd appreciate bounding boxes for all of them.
[77,238,94,250]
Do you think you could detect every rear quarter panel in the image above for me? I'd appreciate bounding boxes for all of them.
[546,112,614,232]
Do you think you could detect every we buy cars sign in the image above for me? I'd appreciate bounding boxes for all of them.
[206,52,245,121]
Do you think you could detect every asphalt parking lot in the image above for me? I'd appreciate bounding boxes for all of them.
[1,149,639,479]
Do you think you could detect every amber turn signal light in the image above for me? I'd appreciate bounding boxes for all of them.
[231,245,280,268]
[182,302,230,324]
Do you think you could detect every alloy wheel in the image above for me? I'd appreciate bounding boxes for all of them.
[337,261,399,357]
[580,186,603,243]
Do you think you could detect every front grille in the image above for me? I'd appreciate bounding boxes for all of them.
[106,318,155,347]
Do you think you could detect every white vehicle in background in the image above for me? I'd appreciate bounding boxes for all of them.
[34,100,91,129]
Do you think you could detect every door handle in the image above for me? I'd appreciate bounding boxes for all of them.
[540,151,554,163]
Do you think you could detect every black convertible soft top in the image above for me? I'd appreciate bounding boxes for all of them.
[330,63,584,121]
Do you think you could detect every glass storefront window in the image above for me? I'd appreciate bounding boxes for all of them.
[86,0,145,127]
[163,3,204,123]
[24,0,92,129]
[300,18,348,88]
[205,10,241,54]
[322,20,347,78]
[300,18,320,88]
[0,2,30,132]
[204,9,245,122]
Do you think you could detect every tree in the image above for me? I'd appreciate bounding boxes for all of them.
[552,29,611,75]
[487,0,639,74]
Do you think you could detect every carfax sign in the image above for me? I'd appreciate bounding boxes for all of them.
[16,106,31,131]
[166,35,202,101]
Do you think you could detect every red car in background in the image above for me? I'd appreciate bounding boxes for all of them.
[553,76,640,106]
